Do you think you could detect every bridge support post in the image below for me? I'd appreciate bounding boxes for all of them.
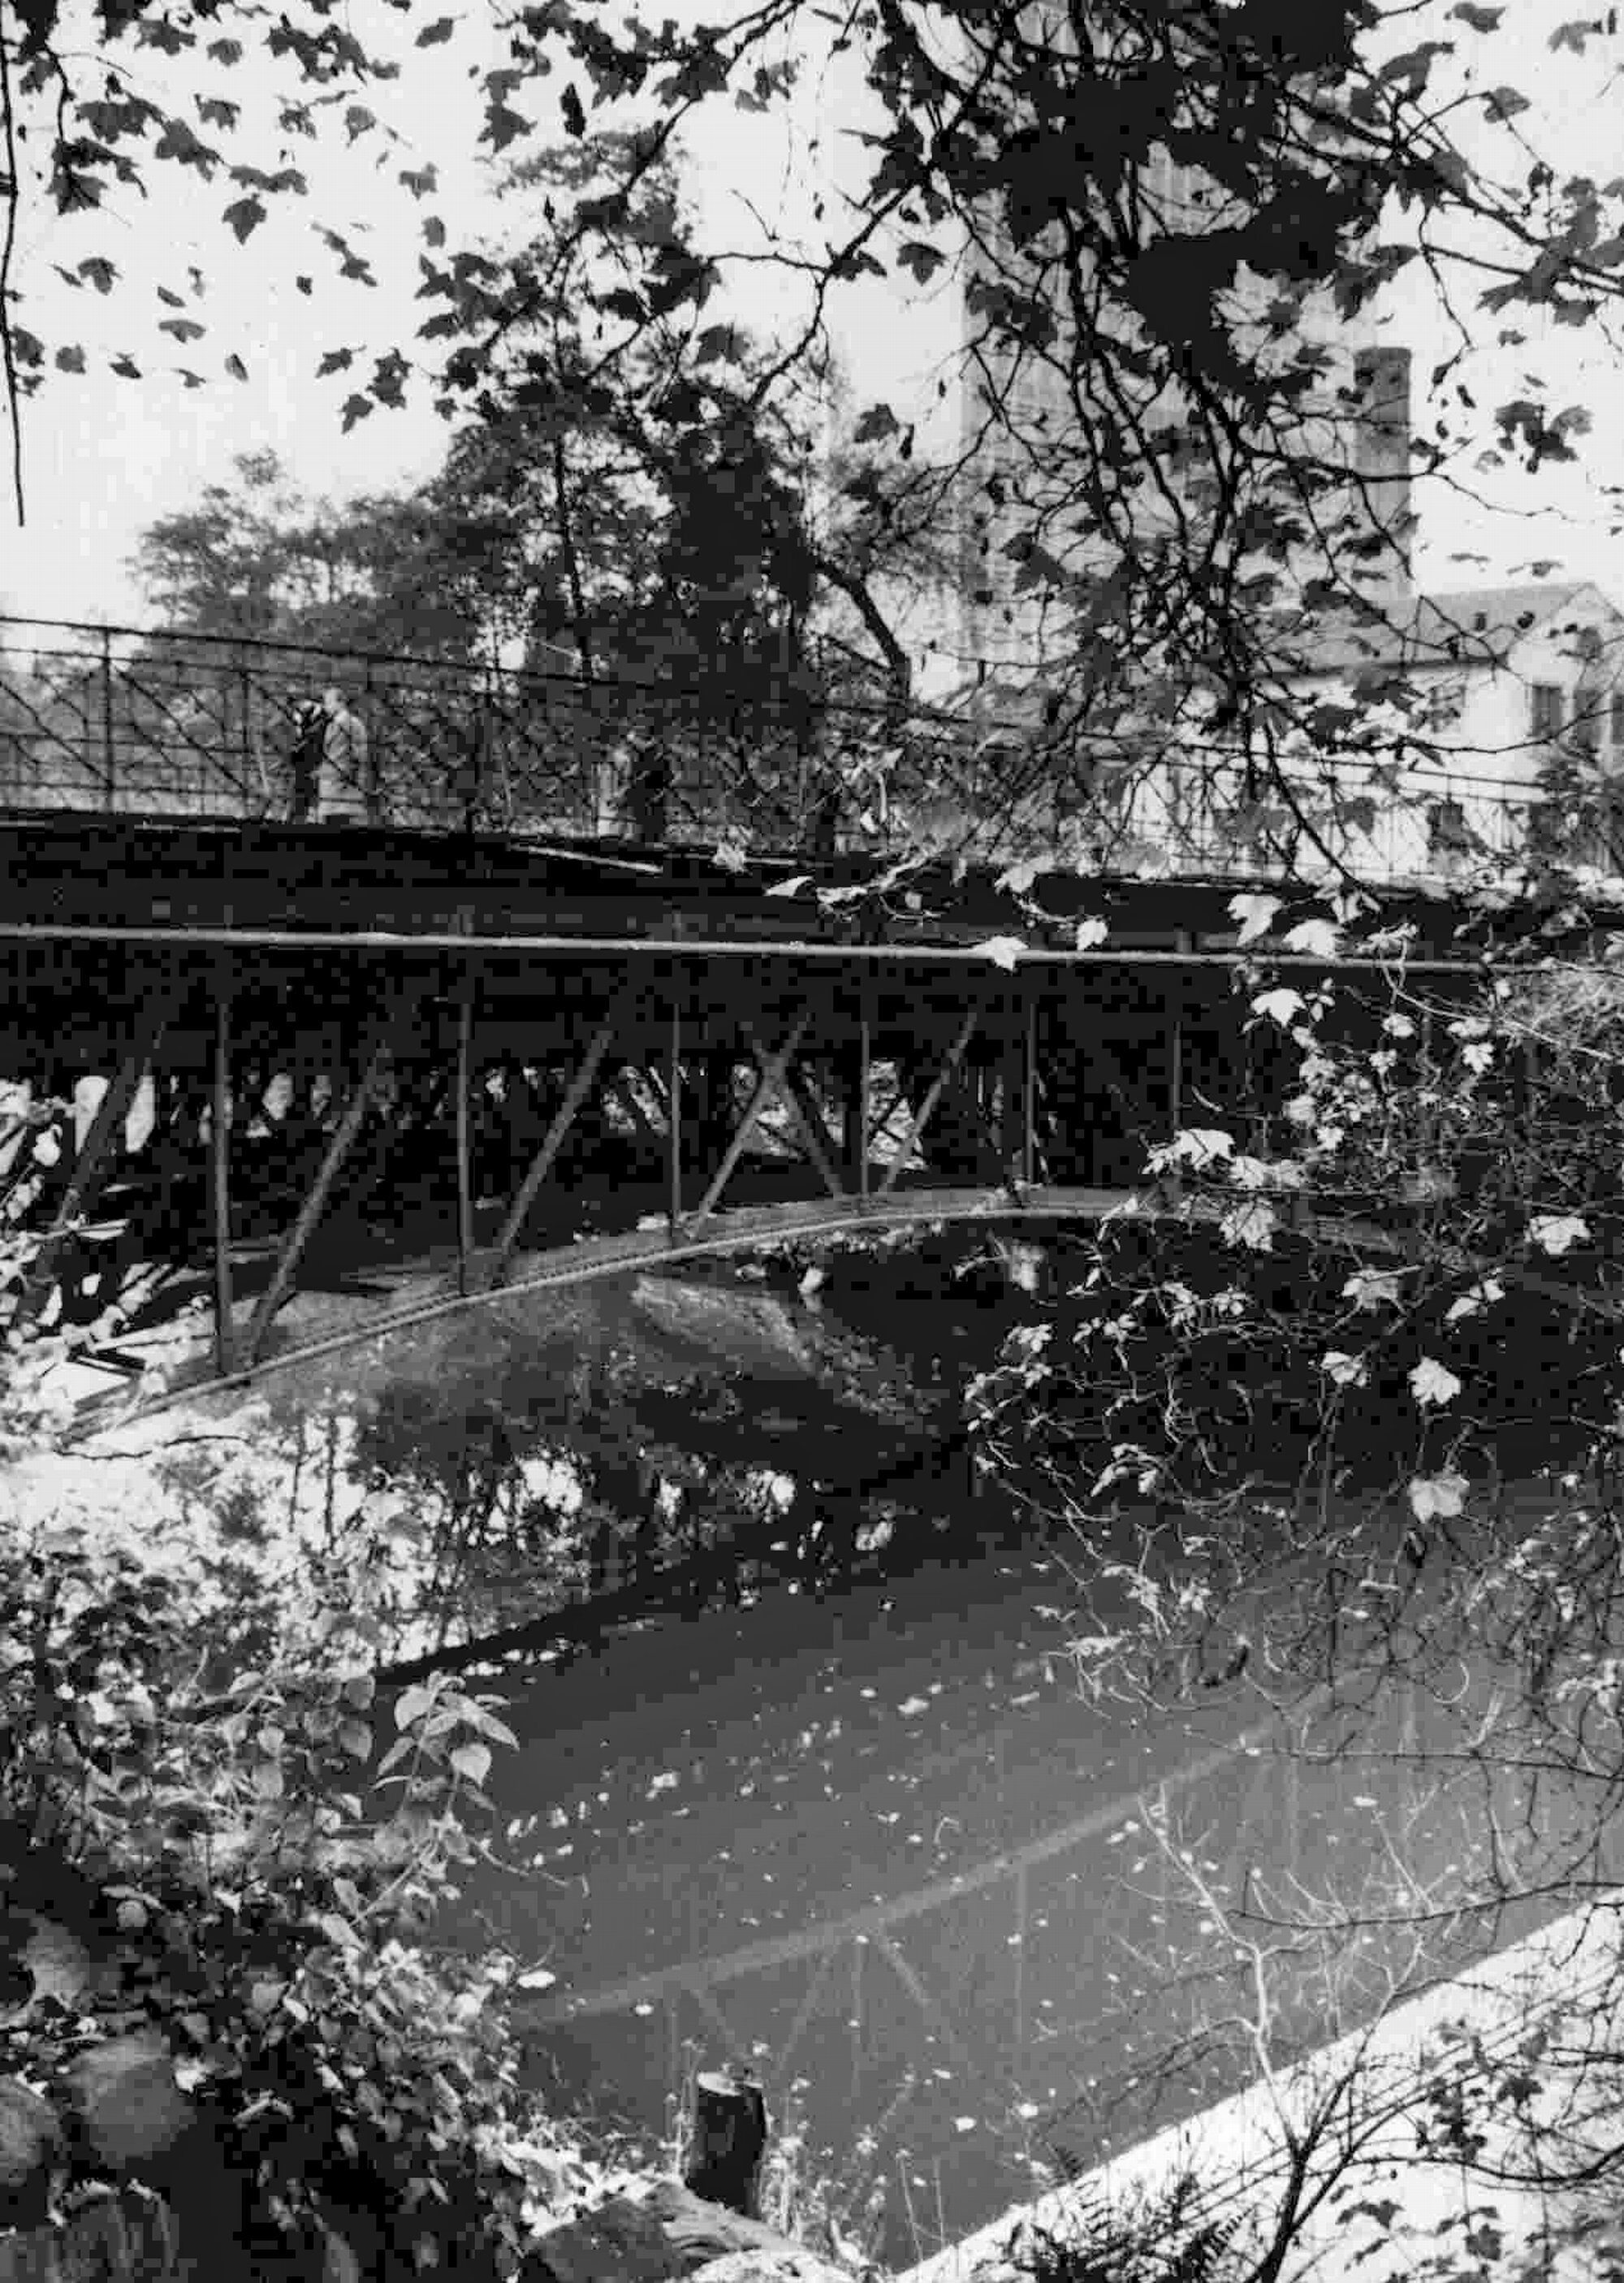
[456,982,475,1298]
[210,966,233,1377]
[1002,988,1037,1186]
[15,975,181,1330]
[241,1010,401,1365]
[489,995,624,1286]
[685,1011,812,1228]
[843,992,872,1201]
[874,1005,979,1199]
[667,997,682,1242]
[758,1037,845,1202]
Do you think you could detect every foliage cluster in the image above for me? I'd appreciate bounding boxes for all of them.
[0,1342,643,2281]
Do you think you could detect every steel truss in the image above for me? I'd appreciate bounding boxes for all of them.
[0,927,1497,1420]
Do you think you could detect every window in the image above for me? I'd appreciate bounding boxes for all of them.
[1531,684,1564,741]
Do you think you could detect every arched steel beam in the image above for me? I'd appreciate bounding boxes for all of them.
[65,1182,1621,1446]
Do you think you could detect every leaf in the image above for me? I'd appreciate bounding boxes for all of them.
[416,15,456,41]
[77,256,118,294]
[1445,1278,1503,1322]
[1251,987,1306,1028]
[1162,1127,1236,1170]
[369,348,409,408]
[1342,1268,1405,1309]
[400,165,437,199]
[514,1966,556,1991]
[317,348,356,377]
[694,323,747,365]
[1321,1350,1369,1387]
[1410,1356,1463,1408]
[765,875,813,897]
[344,106,378,143]
[974,935,1026,971]
[450,1740,492,1787]
[853,403,900,446]
[338,1719,373,1760]
[110,354,143,380]
[896,240,946,283]
[1410,1471,1468,1522]
[225,353,248,382]
[484,100,533,153]
[1074,916,1109,949]
[159,318,206,344]
[1229,892,1281,945]
[341,393,375,431]
[317,1912,361,1950]
[1449,2,1501,24]
[1529,1213,1589,1256]
[221,194,266,244]
[54,345,86,374]
[1220,1198,1277,1251]
[560,82,586,136]
[1281,918,1340,958]
[1483,84,1531,119]
[153,116,219,175]
[395,1684,436,1730]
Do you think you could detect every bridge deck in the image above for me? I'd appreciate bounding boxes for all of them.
[2,812,1480,954]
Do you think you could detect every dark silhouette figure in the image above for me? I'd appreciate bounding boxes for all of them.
[287,697,326,824]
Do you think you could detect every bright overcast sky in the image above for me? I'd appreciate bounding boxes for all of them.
[2,0,1621,633]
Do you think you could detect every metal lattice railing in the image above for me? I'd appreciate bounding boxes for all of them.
[0,616,857,843]
[0,614,1586,884]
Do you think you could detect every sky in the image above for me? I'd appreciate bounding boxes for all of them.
[2,0,1622,635]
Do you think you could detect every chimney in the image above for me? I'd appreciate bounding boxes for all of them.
[1352,344,1414,595]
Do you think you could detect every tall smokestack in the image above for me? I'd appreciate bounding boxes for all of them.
[1352,344,1414,595]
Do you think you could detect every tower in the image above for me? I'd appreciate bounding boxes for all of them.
[944,14,1415,688]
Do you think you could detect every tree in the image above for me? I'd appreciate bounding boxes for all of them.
[129,449,522,662]
[0,1293,655,2280]
[20,0,1624,2263]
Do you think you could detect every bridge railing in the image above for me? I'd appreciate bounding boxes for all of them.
[0,615,1578,883]
[0,616,856,842]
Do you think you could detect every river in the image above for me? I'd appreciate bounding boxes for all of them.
[56,1221,1609,2272]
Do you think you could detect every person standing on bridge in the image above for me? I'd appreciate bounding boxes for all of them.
[287,696,326,823]
[314,686,373,825]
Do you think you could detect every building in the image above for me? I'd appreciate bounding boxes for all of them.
[932,8,1417,690]
[1241,580,1624,881]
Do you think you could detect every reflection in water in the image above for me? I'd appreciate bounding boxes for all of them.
[45,1229,1624,2270]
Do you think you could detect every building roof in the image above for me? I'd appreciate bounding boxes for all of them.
[1285,582,1605,673]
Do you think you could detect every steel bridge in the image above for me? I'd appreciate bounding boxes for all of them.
[0,617,1597,1407]
[0,796,1536,1401]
